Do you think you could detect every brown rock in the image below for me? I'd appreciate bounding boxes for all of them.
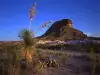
[37,19,87,40]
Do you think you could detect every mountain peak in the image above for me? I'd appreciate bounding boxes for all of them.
[37,19,87,40]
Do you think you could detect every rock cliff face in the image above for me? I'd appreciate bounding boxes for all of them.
[37,19,87,40]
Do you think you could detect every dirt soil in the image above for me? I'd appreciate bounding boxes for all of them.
[40,55,91,75]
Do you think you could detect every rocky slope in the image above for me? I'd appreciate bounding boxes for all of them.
[37,19,87,40]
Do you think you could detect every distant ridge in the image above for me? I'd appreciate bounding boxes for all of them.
[88,37,100,40]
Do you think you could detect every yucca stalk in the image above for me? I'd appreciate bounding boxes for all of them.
[29,3,36,31]
[40,20,52,29]
[28,20,32,31]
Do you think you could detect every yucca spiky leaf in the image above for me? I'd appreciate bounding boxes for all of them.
[19,29,34,47]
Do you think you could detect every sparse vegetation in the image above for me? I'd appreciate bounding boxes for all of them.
[0,1,100,75]
[58,53,67,64]
[90,48,96,75]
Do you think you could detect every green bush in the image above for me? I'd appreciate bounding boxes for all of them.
[19,29,34,47]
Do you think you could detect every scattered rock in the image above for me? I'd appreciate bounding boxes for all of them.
[20,58,27,69]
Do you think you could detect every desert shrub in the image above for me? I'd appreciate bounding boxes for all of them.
[31,58,47,74]
[8,64,20,75]
[89,47,96,75]
[58,53,67,64]
[35,44,50,49]
[81,42,100,75]
[34,61,46,71]
[19,29,36,63]
[36,44,67,50]
[31,51,59,73]
[81,42,100,53]
[7,48,21,66]
[0,55,20,75]
[0,63,6,75]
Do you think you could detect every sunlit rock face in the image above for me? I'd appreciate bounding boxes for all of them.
[37,19,87,40]
[61,19,73,28]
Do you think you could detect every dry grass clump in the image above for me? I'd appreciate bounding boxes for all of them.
[8,64,20,75]
[0,44,62,75]
[81,42,100,53]
[32,59,47,74]
[35,44,50,49]
[87,43,100,75]
[0,50,20,75]
[35,49,67,66]
[57,53,67,64]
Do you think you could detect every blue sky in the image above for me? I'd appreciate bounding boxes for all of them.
[0,0,100,41]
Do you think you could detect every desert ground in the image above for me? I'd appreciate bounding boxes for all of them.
[0,41,100,75]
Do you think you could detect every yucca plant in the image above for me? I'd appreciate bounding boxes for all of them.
[17,3,36,69]
[19,29,34,47]
[19,29,35,63]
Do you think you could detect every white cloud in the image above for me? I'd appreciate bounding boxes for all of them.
[84,32,92,36]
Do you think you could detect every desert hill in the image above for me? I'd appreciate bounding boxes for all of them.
[37,19,87,40]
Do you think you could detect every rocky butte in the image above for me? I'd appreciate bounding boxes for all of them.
[37,19,87,40]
